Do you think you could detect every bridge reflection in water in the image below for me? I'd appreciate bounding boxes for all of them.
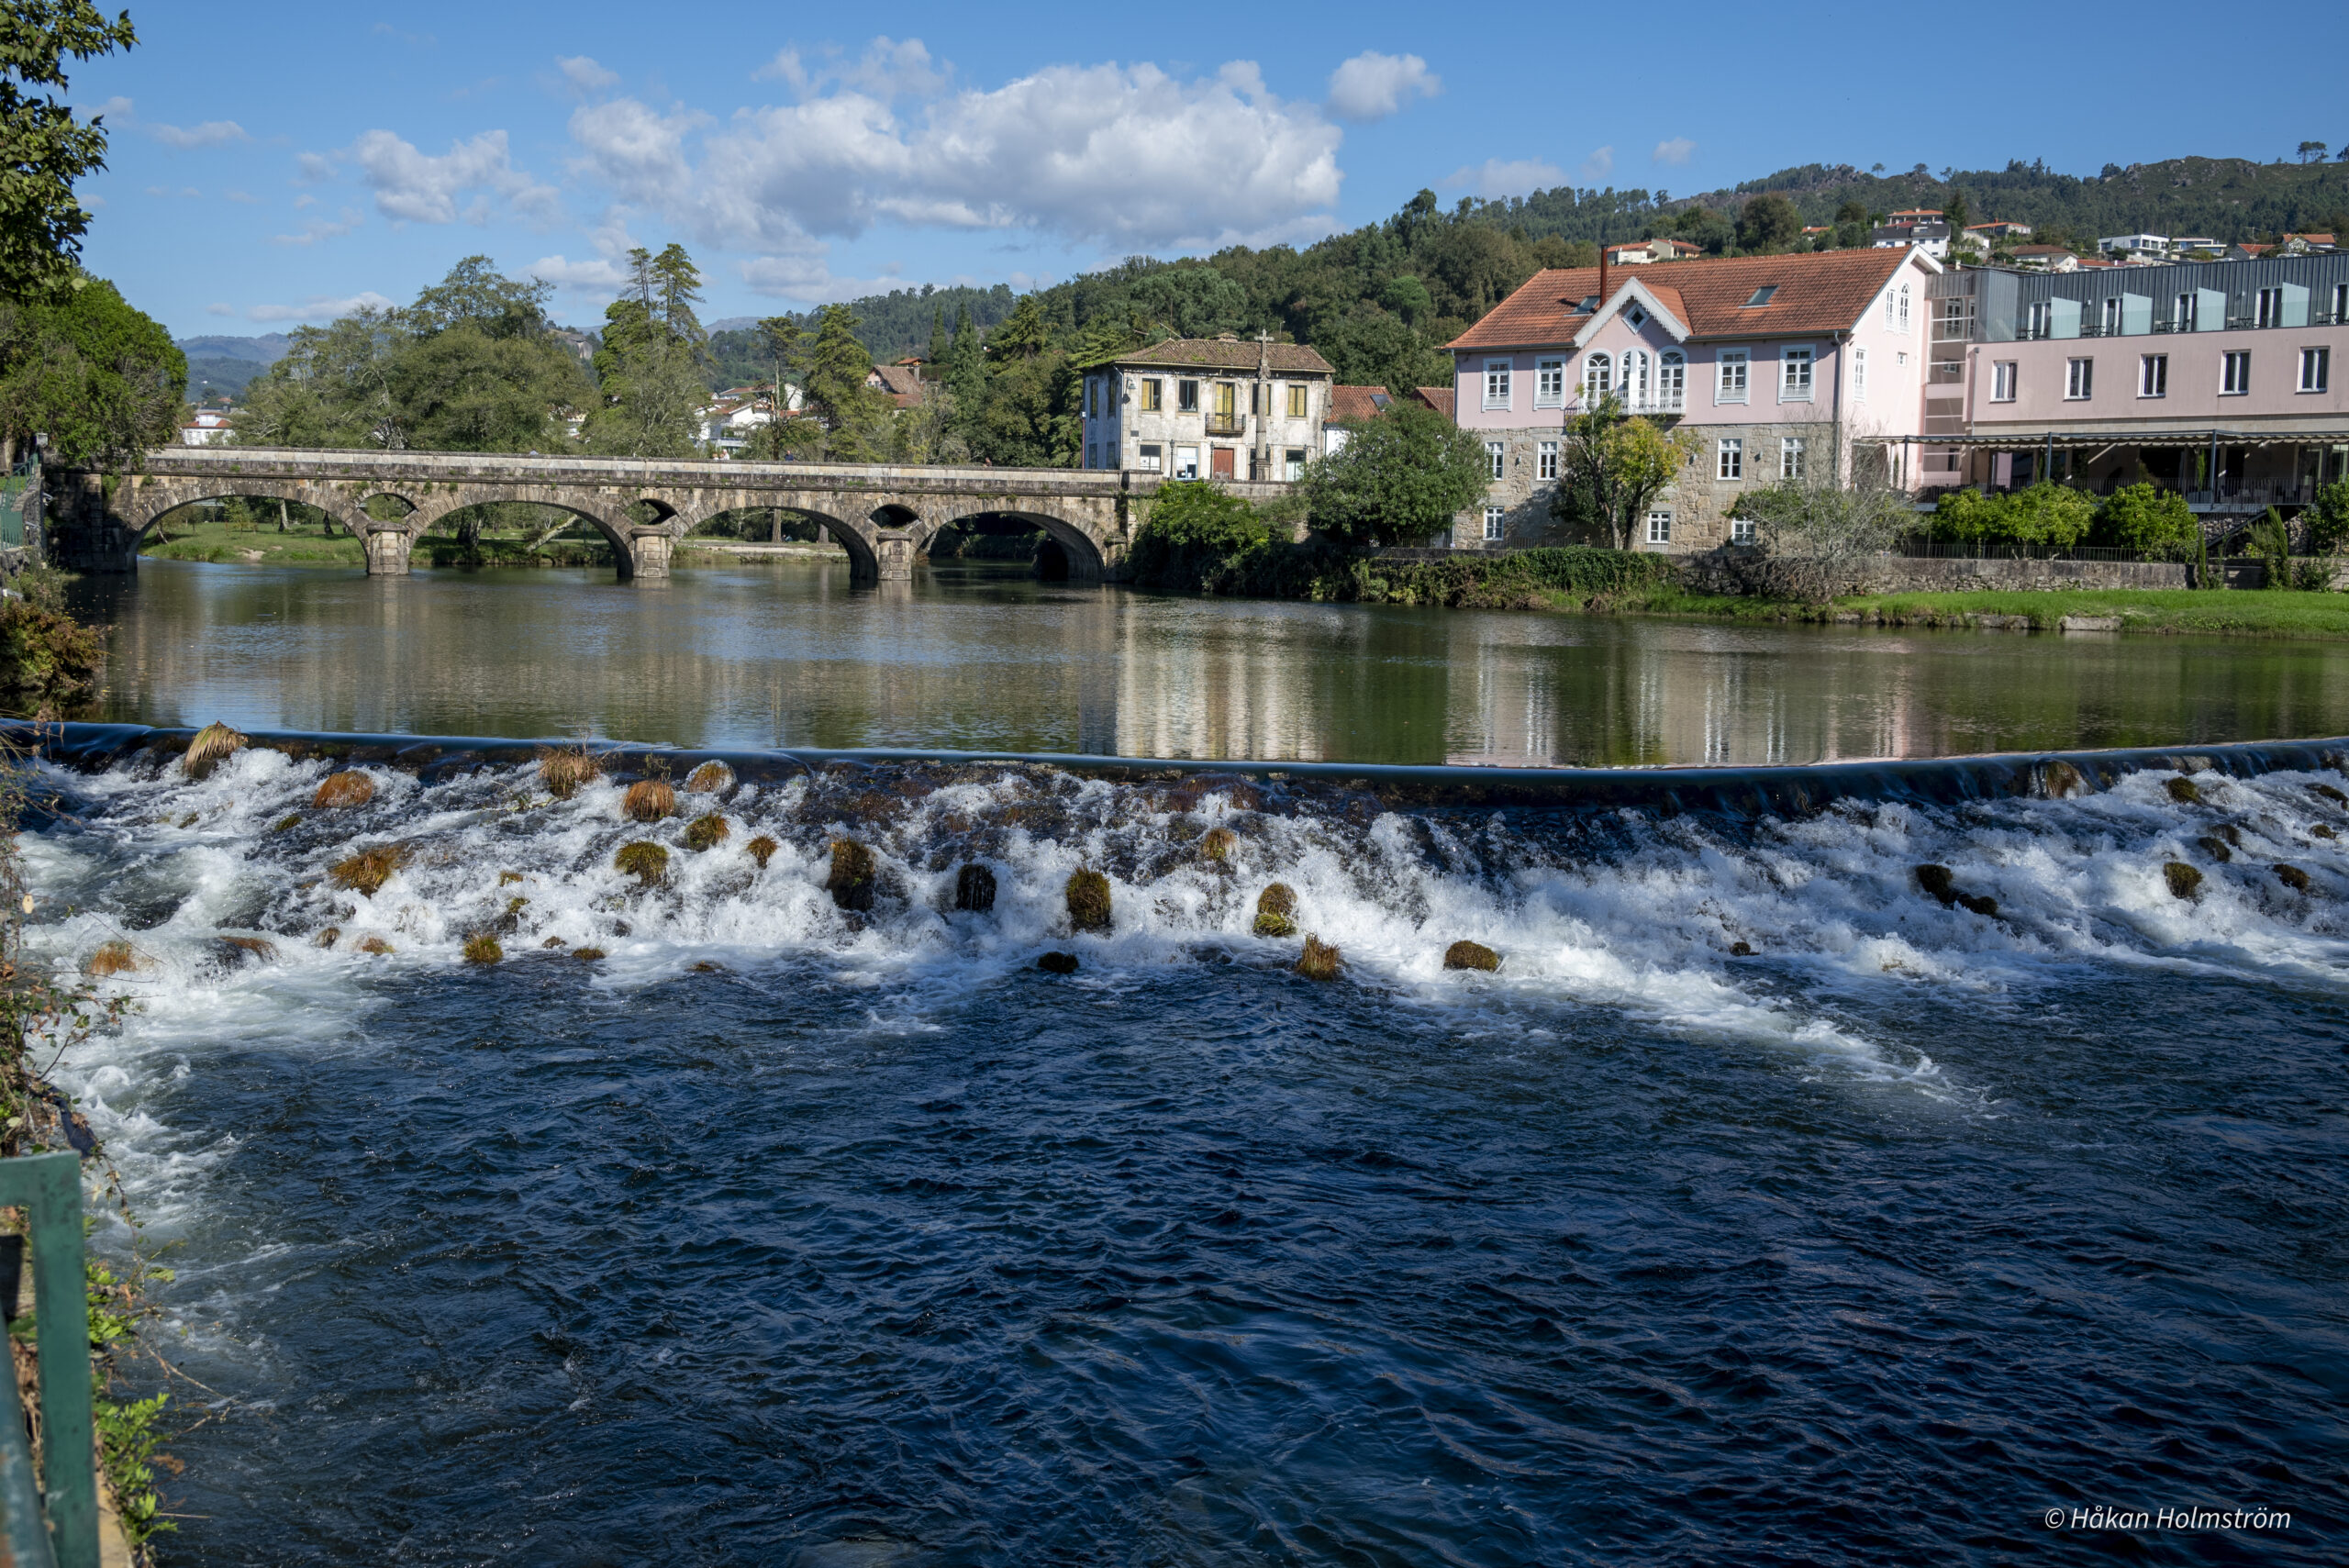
[69,558,2349,767]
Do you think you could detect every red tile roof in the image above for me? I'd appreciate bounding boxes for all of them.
[1414,385,1455,418]
[1446,249,1914,351]
[1115,338,1334,374]
[1328,384,1396,422]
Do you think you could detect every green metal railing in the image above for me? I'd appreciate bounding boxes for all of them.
[0,479,28,550]
[0,1151,95,1568]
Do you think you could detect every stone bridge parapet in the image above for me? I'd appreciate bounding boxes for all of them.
[52,447,1298,584]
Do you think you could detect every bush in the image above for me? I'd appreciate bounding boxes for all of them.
[2306,480,2349,554]
[1929,482,2094,547]
[0,598,106,713]
[1127,483,1271,592]
[2093,483,2199,560]
[1302,401,1497,549]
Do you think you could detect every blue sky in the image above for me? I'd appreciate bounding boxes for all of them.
[70,1,2349,339]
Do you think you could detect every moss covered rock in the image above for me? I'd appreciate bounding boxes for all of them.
[183,721,246,780]
[828,840,876,911]
[1914,864,1956,906]
[746,834,778,870]
[1200,827,1237,862]
[329,842,411,896]
[2164,862,2202,900]
[1065,869,1111,932]
[2165,776,2202,805]
[2274,863,2312,893]
[1296,934,1342,982]
[614,840,669,885]
[1443,940,1499,971]
[623,779,676,822]
[84,940,140,976]
[539,747,599,800]
[685,813,729,852]
[462,933,504,964]
[313,771,375,809]
[1037,951,1079,974]
[686,761,735,795]
[2043,760,2085,798]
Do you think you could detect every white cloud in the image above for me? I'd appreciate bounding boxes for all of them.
[348,128,562,226]
[752,49,809,90]
[841,38,947,99]
[88,95,134,122]
[224,189,260,204]
[249,291,396,323]
[526,253,631,292]
[1579,145,1615,182]
[272,206,363,245]
[295,152,335,183]
[205,303,233,317]
[150,119,249,150]
[1325,51,1438,122]
[1446,157,1565,198]
[614,56,1341,255]
[557,55,618,91]
[1652,137,1696,166]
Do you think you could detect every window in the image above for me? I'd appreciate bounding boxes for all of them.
[1286,384,1307,418]
[1744,285,1778,307]
[1731,516,1756,545]
[1537,439,1559,481]
[1173,444,1199,480]
[1485,440,1506,480]
[2335,284,2349,324]
[1781,347,1813,400]
[1716,350,1748,403]
[1249,382,1263,415]
[2027,302,2052,339]
[1620,350,1650,407]
[2065,357,2094,400]
[2100,297,2121,336]
[1853,347,1868,400]
[1992,361,2018,401]
[1213,382,1236,417]
[1176,379,1199,413]
[1646,509,1673,544]
[1898,283,1910,333]
[1536,357,1566,407]
[1137,442,1163,473]
[2221,350,2252,395]
[2304,347,2332,393]
[1483,505,1505,541]
[1141,378,1163,412]
[1585,351,1612,401]
[1780,437,1806,479]
[1285,448,1308,481]
[1658,350,1685,410]
[2140,353,2168,397]
[1717,438,1743,480]
[1883,289,1895,329]
[2172,293,2196,331]
[1484,359,1512,409]
[1085,444,1097,468]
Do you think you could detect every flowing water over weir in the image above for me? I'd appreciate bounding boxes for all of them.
[17,723,2349,1564]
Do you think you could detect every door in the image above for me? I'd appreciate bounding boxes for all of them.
[1209,446,1236,479]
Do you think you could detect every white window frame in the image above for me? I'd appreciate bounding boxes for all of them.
[1174,444,1200,480]
[1483,359,1512,410]
[2065,357,2093,400]
[2303,346,2332,393]
[1731,515,1757,545]
[1991,361,2018,402]
[1485,440,1506,481]
[2027,301,2052,339]
[1657,350,1685,411]
[1137,442,1163,473]
[1717,437,1742,480]
[1779,347,1814,402]
[1715,350,1749,405]
[2100,297,2121,336]
[1645,509,1672,545]
[2139,353,2167,398]
[2221,350,2251,396]
[1898,283,1911,334]
[1853,346,1868,401]
[1780,437,1806,480]
[1537,439,1559,481]
[1482,505,1505,541]
[2255,288,2282,329]
[1284,448,1307,482]
[1535,357,1566,408]
[1584,350,1613,402]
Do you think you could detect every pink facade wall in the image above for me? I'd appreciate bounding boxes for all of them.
[1965,321,2349,430]
[1450,250,1938,444]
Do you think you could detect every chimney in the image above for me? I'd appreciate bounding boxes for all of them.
[1598,247,1609,315]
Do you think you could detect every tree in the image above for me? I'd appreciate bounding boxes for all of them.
[407,254,553,339]
[2303,479,2349,554]
[1128,480,1270,590]
[1834,199,1868,226]
[0,2,138,301]
[0,273,182,464]
[2299,141,2329,164]
[1928,481,2095,547]
[1547,394,1693,550]
[1943,188,1971,234]
[984,295,1052,361]
[1730,461,1913,602]
[584,245,709,458]
[2093,482,2200,560]
[753,314,803,408]
[797,303,894,460]
[1734,193,1802,253]
[1300,401,1489,550]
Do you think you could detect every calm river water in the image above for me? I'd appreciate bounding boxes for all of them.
[66,557,2349,764]
[27,558,2349,1563]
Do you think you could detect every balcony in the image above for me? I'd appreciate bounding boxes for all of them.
[1567,391,1685,417]
[1202,411,1245,437]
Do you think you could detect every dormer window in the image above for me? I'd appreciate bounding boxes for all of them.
[1744,286,1778,307]
[1625,305,1648,329]
[1576,295,1598,312]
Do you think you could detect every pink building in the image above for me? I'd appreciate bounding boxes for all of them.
[1920,254,2349,517]
[1444,247,1943,550]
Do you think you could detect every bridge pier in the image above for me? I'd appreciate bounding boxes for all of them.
[874,532,917,583]
[362,528,413,575]
[627,532,673,580]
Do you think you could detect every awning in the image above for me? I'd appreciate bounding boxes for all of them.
[1898,428,2349,449]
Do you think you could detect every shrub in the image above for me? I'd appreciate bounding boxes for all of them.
[2303,479,2349,555]
[1065,869,1111,931]
[0,598,106,713]
[312,770,374,808]
[329,842,410,895]
[538,746,599,799]
[684,813,729,851]
[2092,484,2199,560]
[462,933,504,964]
[1295,934,1343,981]
[1128,483,1271,592]
[1930,482,2095,547]
[745,834,778,869]
[181,720,245,780]
[614,840,669,884]
[622,778,675,821]
[1302,401,1493,549]
[1253,882,1297,938]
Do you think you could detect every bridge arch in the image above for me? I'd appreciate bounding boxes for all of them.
[131,482,365,544]
[943,506,1106,583]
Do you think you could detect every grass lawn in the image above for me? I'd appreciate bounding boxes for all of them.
[1760,589,2349,639]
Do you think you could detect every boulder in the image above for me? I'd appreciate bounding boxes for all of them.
[955,863,997,913]
[1065,869,1111,931]
[1442,940,1499,971]
[1295,934,1342,982]
[312,771,375,809]
[828,840,876,911]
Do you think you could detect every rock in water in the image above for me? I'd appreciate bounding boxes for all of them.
[1200,828,1237,863]
[462,933,504,964]
[1443,940,1500,971]
[746,835,778,870]
[539,747,599,800]
[312,771,374,809]
[329,843,411,896]
[2165,776,2202,805]
[955,863,997,913]
[614,841,669,885]
[1065,869,1111,932]
[183,721,246,780]
[623,779,675,822]
[828,840,876,911]
[1914,865,1956,906]
[2164,862,2202,900]
[2275,863,2312,894]
[1253,882,1297,938]
[685,813,729,851]
[685,761,734,795]
[1037,951,1079,974]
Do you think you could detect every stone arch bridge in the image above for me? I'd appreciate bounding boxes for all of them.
[52,447,1295,583]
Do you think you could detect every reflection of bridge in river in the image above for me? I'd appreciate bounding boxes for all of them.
[54,447,1293,584]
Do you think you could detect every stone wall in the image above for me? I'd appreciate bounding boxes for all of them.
[1676,549,2191,596]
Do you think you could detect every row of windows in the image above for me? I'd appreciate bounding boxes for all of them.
[1098,442,1312,479]
[1712,437,1806,481]
[1092,378,1315,419]
[2024,283,2349,338]
[1989,346,2332,401]
[1481,505,1765,546]
[1484,347,1823,408]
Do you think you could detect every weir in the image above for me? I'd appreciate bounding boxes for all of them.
[46,447,1297,586]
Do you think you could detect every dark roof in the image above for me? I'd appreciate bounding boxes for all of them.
[1115,338,1334,374]
[867,363,926,406]
[1446,249,1915,351]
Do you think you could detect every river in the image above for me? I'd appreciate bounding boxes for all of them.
[24,559,2349,1563]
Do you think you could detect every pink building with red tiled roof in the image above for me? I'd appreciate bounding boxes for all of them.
[1443,247,1943,550]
